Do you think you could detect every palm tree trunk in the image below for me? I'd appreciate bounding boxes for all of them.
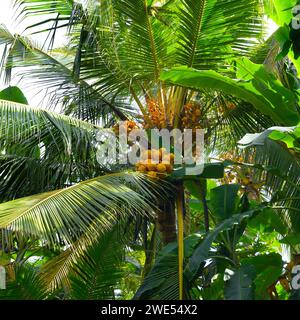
[142,225,157,279]
[157,200,177,245]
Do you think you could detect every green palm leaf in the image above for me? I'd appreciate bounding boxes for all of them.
[40,218,129,291]
[0,25,128,122]
[0,172,168,246]
[0,99,96,150]
[175,0,264,70]
[68,225,125,300]
[0,99,113,201]
[0,264,48,300]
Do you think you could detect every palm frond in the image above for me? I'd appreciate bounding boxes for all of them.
[13,0,76,37]
[0,264,48,300]
[0,172,170,246]
[40,218,128,291]
[0,151,109,202]
[175,0,265,71]
[0,26,129,123]
[116,0,173,81]
[208,98,275,152]
[0,99,96,151]
[0,99,117,201]
[238,128,300,234]
[68,224,125,300]
[253,139,300,233]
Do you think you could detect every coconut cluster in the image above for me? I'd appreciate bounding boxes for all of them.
[135,148,174,178]
[143,99,171,129]
[219,101,237,114]
[181,102,201,129]
[112,120,139,135]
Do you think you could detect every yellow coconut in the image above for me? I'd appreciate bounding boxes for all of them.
[148,171,157,178]
[137,164,147,172]
[156,163,167,173]
[147,162,157,172]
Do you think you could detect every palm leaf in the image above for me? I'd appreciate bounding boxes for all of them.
[0,26,129,122]
[175,0,264,70]
[0,99,96,150]
[116,0,173,81]
[41,218,128,291]
[68,225,125,300]
[254,139,300,234]
[0,264,48,300]
[0,172,169,246]
[238,127,300,235]
[13,0,76,36]
[0,99,111,201]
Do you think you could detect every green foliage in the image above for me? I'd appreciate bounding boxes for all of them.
[135,206,262,300]
[0,265,48,300]
[0,172,168,246]
[68,226,125,300]
[209,184,240,222]
[134,234,202,299]
[264,0,300,70]
[161,63,300,126]
[269,125,300,152]
[0,87,28,104]
[224,265,256,300]
[170,162,225,181]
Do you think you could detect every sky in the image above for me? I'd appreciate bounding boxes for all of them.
[0,0,66,106]
[0,1,20,34]
[0,0,66,44]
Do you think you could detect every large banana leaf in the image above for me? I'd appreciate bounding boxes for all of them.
[161,62,300,126]
[263,0,300,72]
[264,0,296,26]
[224,265,256,300]
[209,184,240,222]
[0,87,28,105]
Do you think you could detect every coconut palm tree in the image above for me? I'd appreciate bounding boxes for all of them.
[1,0,300,300]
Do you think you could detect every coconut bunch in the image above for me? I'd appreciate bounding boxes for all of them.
[143,99,167,129]
[220,153,263,200]
[135,148,174,178]
[181,102,201,130]
[112,120,139,135]
[219,101,237,114]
